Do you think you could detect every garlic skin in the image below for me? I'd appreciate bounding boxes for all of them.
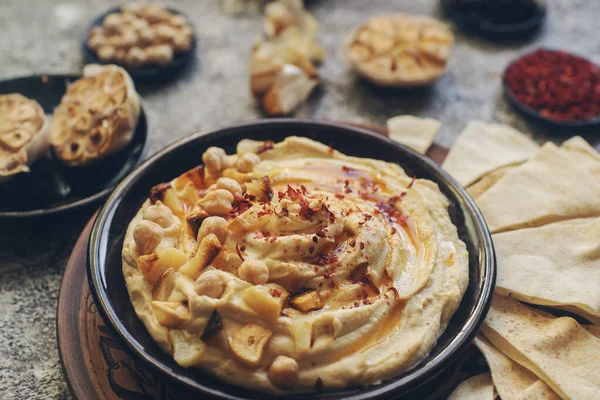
[0,94,50,184]
[49,64,141,167]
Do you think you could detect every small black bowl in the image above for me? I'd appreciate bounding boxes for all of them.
[0,74,149,218]
[441,0,546,38]
[87,119,496,400]
[82,6,196,82]
[503,53,600,128]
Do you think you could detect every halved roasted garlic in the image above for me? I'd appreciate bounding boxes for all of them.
[178,233,222,280]
[138,247,187,284]
[50,64,141,166]
[243,283,289,321]
[346,14,454,87]
[230,324,273,366]
[0,94,49,183]
[151,301,189,327]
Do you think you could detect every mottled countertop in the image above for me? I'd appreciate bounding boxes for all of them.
[0,0,598,398]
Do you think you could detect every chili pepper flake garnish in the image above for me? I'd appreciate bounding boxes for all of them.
[407,176,416,189]
[256,141,275,154]
[315,251,339,265]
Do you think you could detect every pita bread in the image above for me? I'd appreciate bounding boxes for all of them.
[441,121,538,187]
[466,164,516,200]
[482,295,600,400]
[386,115,441,154]
[518,380,564,400]
[475,335,559,400]
[476,142,600,233]
[493,217,600,321]
[447,373,494,400]
[560,136,600,179]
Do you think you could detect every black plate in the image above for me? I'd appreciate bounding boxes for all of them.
[82,7,196,82]
[87,120,496,399]
[0,74,149,218]
[503,51,600,128]
[441,0,546,38]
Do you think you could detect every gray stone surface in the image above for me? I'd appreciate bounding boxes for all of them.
[0,0,598,399]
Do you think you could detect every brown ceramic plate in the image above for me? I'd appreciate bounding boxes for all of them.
[87,119,495,399]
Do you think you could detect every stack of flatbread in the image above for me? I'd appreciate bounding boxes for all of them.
[435,121,600,399]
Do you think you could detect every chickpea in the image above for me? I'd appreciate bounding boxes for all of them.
[143,203,174,228]
[103,13,122,34]
[88,35,107,51]
[197,216,228,244]
[122,1,145,15]
[133,220,163,255]
[202,147,228,173]
[238,259,269,285]
[172,33,192,53]
[120,11,137,24]
[89,26,104,38]
[145,44,173,66]
[130,18,149,32]
[113,49,127,63]
[236,153,261,173]
[199,189,234,216]
[194,270,228,298]
[216,177,242,198]
[125,47,147,67]
[155,23,178,42]
[137,26,156,45]
[120,28,139,48]
[268,356,299,389]
[97,45,116,62]
[170,14,188,27]
[141,4,170,24]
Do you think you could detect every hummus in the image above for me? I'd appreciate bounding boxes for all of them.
[122,136,469,393]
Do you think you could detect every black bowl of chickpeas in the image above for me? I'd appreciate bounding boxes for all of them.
[83,2,196,81]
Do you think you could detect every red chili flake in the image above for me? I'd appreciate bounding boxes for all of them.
[256,141,275,154]
[309,246,315,254]
[315,251,339,265]
[353,301,360,307]
[349,239,356,247]
[391,227,397,234]
[235,243,245,262]
[364,213,372,220]
[254,231,265,239]
[269,235,277,243]
[300,185,308,195]
[278,191,286,199]
[324,269,333,278]
[269,287,283,298]
[359,242,365,250]
[407,176,416,189]
[315,230,326,238]
[328,143,334,154]
[328,280,336,288]
[230,197,253,217]
[343,180,353,193]
[334,193,345,199]
[342,165,358,175]
[504,49,600,122]
[274,207,289,217]
[257,209,273,218]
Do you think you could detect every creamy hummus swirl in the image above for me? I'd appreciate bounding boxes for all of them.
[122,136,468,393]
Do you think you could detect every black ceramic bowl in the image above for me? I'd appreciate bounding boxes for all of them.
[82,7,196,82]
[87,120,495,399]
[0,74,149,218]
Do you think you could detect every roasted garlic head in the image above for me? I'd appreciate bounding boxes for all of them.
[0,94,49,183]
[50,64,141,166]
[346,14,454,87]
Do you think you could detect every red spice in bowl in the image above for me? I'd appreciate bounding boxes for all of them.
[503,49,600,123]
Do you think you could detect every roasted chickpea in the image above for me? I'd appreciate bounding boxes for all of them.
[103,13,122,34]
[238,259,269,285]
[97,45,116,62]
[143,203,175,228]
[113,48,127,63]
[122,1,145,15]
[88,35,107,50]
[145,44,173,66]
[137,26,156,45]
[216,177,242,198]
[141,4,170,24]
[197,216,228,244]
[125,47,147,67]
[170,14,188,27]
[129,18,149,32]
[202,147,228,173]
[236,153,261,173]
[155,23,178,42]
[120,11,137,24]
[120,28,139,47]
[172,33,192,52]
[133,220,163,255]
[268,356,299,389]
[89,26,104,37]
[194,270,227,298]
[199,189,234,216]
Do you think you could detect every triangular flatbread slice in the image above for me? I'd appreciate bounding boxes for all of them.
[476,142,600,233]
[447,373,494,400]
[493,217,600,321]
[482,295,600,400]
[475,335,560,400]
[560,136,600,179]
[442,121,538,187]
[386,115,441,154]
[466,164,516,199]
